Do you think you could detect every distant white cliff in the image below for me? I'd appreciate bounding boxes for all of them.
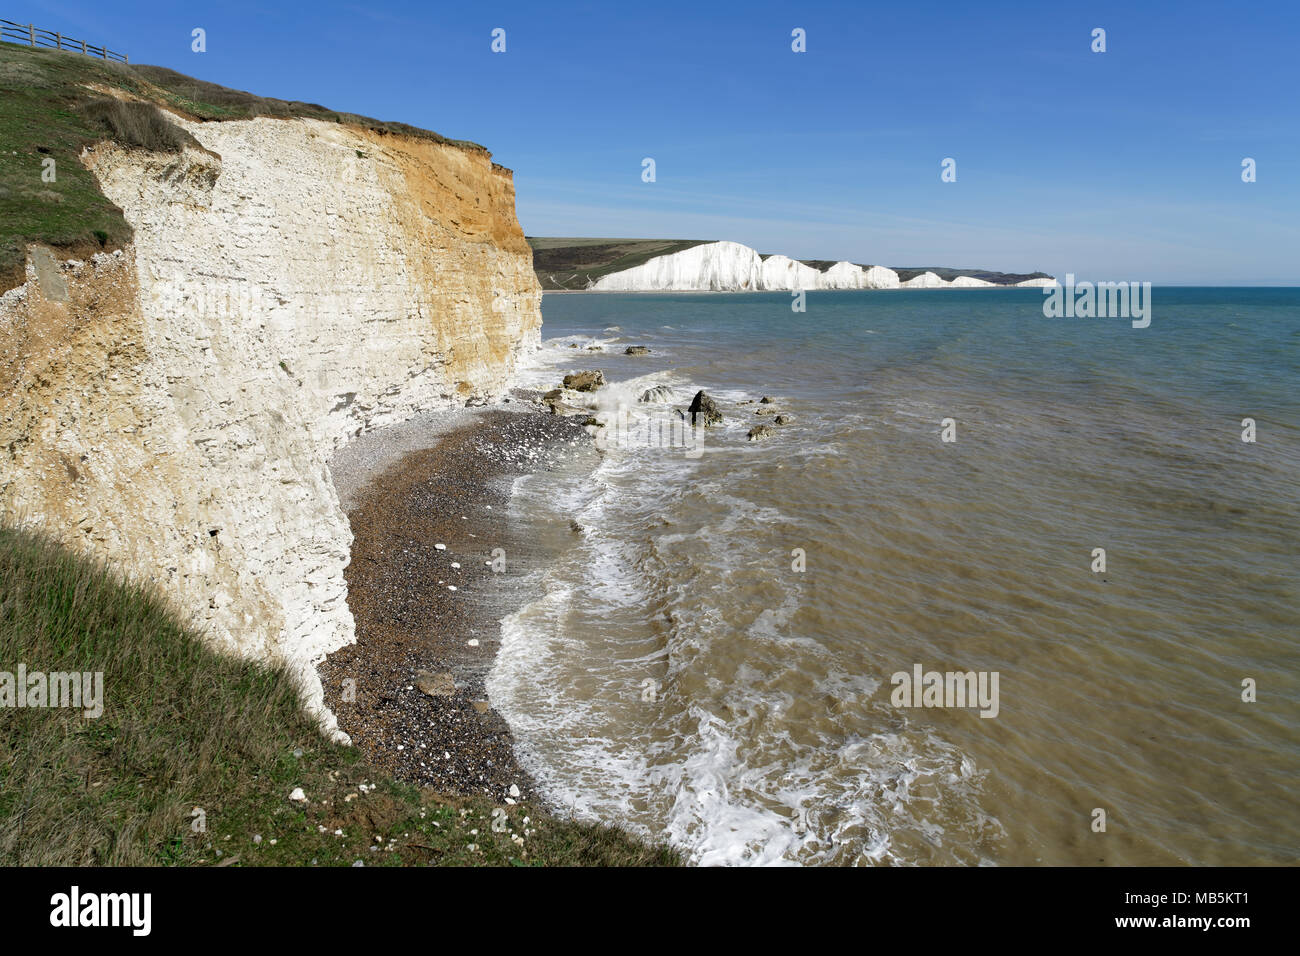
[759,254,823,291]
[592,240,764,291]
[588,240,1051,292]
[900,270,946,288]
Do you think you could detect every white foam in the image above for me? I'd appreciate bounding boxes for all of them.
[488,320,1003,867]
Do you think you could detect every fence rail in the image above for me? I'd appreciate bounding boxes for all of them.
[0,18,128,63]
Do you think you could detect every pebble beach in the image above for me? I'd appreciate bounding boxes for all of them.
[319,400,593,802]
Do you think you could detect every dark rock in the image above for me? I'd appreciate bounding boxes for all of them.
[688,389,723,427]
[747,425,775,442]
[563,370,605,392]
[774,414,795,425]
[760,396,776,404]
[624,346,651,355]
[754,406,777,416]
[548,401,587,416]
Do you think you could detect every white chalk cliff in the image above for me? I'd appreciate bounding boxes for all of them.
[590,241,903,292]
[759,254,823,291]
[590,240,1046,292]
[820,261,872,289]
[900,270,947,288]
[863,265,902,289]
[0,112,540,738]
[592,240,765,291]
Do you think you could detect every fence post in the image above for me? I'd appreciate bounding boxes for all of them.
[27,23,33,45]
[101,45,106,59]
[124,54,129,64]
[55,32,61,51]
[81,39,87,54]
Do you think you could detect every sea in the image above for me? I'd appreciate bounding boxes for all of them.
[486,287,1300,866]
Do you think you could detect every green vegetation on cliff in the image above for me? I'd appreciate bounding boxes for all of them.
[0,524,679,867]
[0,43,488,292]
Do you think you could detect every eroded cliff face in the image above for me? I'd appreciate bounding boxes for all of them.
[0,114,540,737]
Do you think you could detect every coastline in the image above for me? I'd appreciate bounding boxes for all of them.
[319,400,594,801]
[539,286,1052,294]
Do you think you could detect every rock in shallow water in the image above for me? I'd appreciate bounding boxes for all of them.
[563,370,605,392]
[774,414,795,425]
[688,389,723,427]
[624,346,650,355]
[639,385,674,403]
[748,424,774,442]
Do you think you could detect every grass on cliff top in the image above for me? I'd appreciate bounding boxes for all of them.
[0,42,488,291]
[0,523,680,867]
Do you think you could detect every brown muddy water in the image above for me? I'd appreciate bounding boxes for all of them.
[485,289,1299,865]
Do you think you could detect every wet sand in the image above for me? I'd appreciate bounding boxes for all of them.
[319,404,592,801]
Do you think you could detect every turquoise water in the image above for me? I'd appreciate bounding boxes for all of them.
[490,288,1300,865]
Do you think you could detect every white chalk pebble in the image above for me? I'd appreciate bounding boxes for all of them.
[451,562,461,569]
[467,638,479,647]
[435,543,446,551]
[448,585,457,591]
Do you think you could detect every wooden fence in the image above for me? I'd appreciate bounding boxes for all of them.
[0,18,128,63]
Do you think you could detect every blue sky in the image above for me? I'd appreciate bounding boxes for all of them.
[16,0,1300,282]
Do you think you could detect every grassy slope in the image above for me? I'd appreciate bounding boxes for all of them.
[530,237,1050,289]
[0,524,679,867]
[0,43,488,292]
